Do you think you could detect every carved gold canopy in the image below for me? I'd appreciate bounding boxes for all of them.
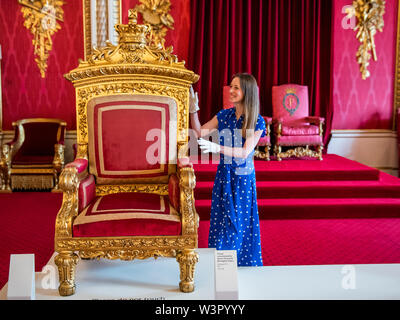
[65,8,199,155]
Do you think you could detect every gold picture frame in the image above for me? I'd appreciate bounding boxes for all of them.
[83,0,122,60]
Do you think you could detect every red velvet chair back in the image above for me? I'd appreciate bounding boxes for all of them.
[272,84,309,122]
[87,95,178,184]
[12,120,65,164]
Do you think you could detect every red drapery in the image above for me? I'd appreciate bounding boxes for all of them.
[188,0,333,145]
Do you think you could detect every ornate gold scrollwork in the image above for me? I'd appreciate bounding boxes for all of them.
[179,167,198,235]
[176,249,199,293]
[18,0,64,78]
[346,0,385,80]
[55,166,79,238]
[95,183,169,196]
[274,145,324,161]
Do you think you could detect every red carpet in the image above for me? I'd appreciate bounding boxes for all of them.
[1,154,400,290]
[0,192,62,290]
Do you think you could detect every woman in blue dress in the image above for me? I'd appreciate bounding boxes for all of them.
[190,73,265,266]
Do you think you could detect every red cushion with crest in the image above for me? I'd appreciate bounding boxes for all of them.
[272,84,309,122]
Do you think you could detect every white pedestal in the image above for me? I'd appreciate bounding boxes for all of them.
[34,248,215,300]
[7,254,35,300]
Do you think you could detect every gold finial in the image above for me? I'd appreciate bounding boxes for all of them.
[128,9,138,25]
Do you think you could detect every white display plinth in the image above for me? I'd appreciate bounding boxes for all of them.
[2,249,400,300]
[238,264,400,300]
[215,250,238,300]
[7,254,35,300]
[35,248,214,300]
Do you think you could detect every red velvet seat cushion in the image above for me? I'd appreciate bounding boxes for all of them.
[257,136,271,146]
[12,155,54,165]
[281,124,320,136]
[73,192,181,237]
[276,135,323,146]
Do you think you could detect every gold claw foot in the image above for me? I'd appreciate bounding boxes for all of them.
[176,249,198,293]
[55,251,79,296]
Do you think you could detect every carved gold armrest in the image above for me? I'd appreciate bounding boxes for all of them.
[54,166,81,240]
[178,161,198,236]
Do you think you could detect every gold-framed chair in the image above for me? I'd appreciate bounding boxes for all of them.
[54,9,200,296]
[0,118,66,192]
[272,84,324,161]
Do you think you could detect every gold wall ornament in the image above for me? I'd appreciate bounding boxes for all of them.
[346,0,385,80]
[18,0,64,78]
[134,0,174,50]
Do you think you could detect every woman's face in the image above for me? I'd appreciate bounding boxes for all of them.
[229,77,244,105]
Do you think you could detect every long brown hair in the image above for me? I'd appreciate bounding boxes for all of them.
[233,73,260,137]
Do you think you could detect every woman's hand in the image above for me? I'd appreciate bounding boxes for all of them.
[189,87,199,113]
[198,138,220,153]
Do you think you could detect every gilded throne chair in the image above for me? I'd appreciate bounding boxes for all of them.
[222,85,272,160]
[0,118,66,192]
[54,10,200,296]
[272,84,324,161]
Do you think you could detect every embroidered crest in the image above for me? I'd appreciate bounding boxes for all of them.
[282,88,300,116]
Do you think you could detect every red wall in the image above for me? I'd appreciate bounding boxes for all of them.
[332,0,398,130]
[0,0,84,130]
[1,1,398,131]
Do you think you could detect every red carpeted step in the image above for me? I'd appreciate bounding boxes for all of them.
[198,219,400,266]
[195,198,400,220]
[193,154,381,181]
[194,175,400,199]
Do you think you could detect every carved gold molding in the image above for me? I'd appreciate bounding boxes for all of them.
[95,183,169,196]
[347,0,385,80]
[393,0,400,129]
[18,0,64,78]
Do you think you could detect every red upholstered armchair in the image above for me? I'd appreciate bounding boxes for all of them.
[272,84,324,160]
[54,10,200,297]
[0,118,66,191]
[223,85,272,160]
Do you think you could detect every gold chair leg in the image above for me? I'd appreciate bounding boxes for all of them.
[274,145,282,161]
[55,251,79,296]
[176,249,198,293]
[318,145,324,160]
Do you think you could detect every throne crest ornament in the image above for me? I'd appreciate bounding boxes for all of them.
[55,9,200,296]
[282,88,300,116]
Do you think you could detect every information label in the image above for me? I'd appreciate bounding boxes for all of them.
[7,254,35,300]
[214,250,238,300]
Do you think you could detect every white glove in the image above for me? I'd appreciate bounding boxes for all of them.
[189,86,199,113]
[198,138,220,153]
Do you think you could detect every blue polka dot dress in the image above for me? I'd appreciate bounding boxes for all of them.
[208,107,266,266]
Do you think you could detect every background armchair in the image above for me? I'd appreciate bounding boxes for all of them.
[223,85,272,160]
[0,118,66,191]
[272,84,324,160]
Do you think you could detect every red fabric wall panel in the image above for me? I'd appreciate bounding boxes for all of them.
[0,0,83,130]
[332,0,398,130]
